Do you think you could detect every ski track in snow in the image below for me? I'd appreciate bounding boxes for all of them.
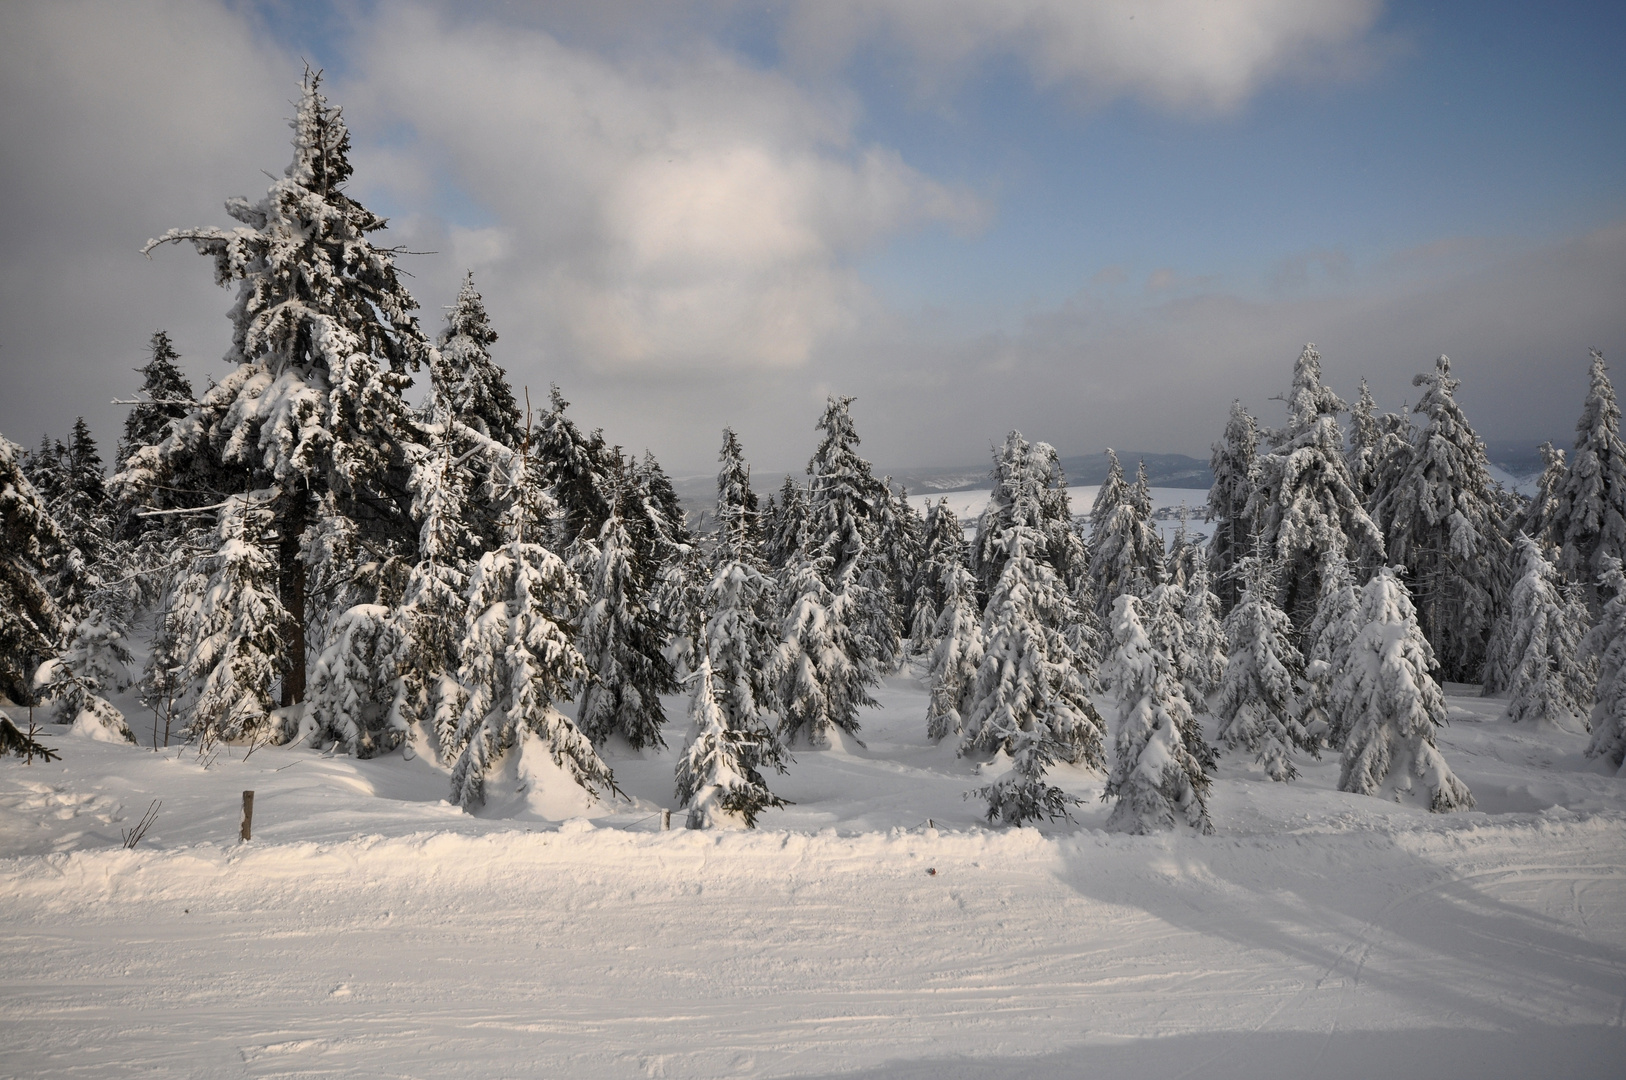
[1,678,1624,1079]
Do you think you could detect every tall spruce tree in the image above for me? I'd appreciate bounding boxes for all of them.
[533,386,616,551]
[773,550,875,747]
[573,508,677,750]
[448,453,608,809]
[764,475,809,570]
[962,518,1105,823]
[1249,344,1384,632]
[714,428,761,558]
[1554,350,1626,605]
[1089,452,1163,621]
[925,559,985,742]
[1332,567,1474,812]
[974,431,1085,598]
[132,70,433,711]
[1584,557,1626,772]
[1104,594,1213,834]
[1369,356,1506,681]
[165,493,287,746]
[1518,441,1567,549]
[1207,401,1259,611]
[118,331,195,469]
[1215,558,1312,781]
[803,397,896,674]
[675,653,786,828]
[1486,535,1593,727]
[1346,378,1383,504]
[0,435,68,706]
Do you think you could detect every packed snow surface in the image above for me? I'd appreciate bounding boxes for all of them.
[2,675,1623,1078]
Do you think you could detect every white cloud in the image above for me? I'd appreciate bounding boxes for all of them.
[783,0,1386,111]
[347,6,984,374]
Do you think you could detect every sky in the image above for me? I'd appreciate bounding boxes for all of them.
[1,0,1622,476]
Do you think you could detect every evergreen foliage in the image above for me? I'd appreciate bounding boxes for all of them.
[448,461,607,809]
[165,494,287,746]
[974,431,1085,597]
[764,475,809,570]
[1088,452,1163,620]
[1345,378,1383,504]
[675,654,786,828]
[1584,557,1626,772]
[32,611,135,742]
[1369,356,1506,681]
[0,435,68,705]
[962,521,1105,824]
[132,70,435,711]
[574,512,678,750]
[1249,345,1384,632]
[772,551,876,747]
[1487,535,1593,727]
[1554,350,1626,603]
[1207,401,1259,611]
[714,428,761,560]
[1333,568,1474,812]
[1104,594,1213,834]
[1215,557,1312,780]
[1303,549,1363,748]
[925,561,984,742]
[117,331,195,469]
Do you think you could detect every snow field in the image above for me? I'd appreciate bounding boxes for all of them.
[1,681,1624,1078]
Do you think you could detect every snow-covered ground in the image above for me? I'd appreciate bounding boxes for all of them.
[2,673,1623,1078]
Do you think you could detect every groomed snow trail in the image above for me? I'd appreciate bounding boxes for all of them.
[1,686,1624,1078]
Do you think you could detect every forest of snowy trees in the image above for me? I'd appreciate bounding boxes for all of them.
[4,73,1625,833]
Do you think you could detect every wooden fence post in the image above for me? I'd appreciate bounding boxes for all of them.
[240,790,254,842]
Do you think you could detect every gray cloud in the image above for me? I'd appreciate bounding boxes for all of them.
[1,1,1616,485]
[0,0,292,454]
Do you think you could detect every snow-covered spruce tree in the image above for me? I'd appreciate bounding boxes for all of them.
[1554,350,1626,606]
[532,385,616,552]
[306,407,489,758]
[698,428,785,774]
[165,494,287,746]
[764,475,809,570]
[1214,557,1311,780]
[874,479,926,629]
[675,653,786,828]
[773,550,876,747]
[1485,535,1593,727]
[974,432,1087,600]
[1180,558,1228,707]
[433,272,521,447]
[962,520,1105,824]
[132,70,434,712]
[574,510,678,750]
[1368,356,1506,682]
[925,560,985,742]
[909,498,962,654]
[714,427,761,557]
[1333,567,1474,811]
[1207,400,1259,611]
[700,556,785,773]
[118,331,195,471]
[32,611,135,742]
[1142,578,1217,771]
[1303,549,1364,749]
[1089,451,1164,622]
[28,420,123,622]
[804,396,899,673]
[1249,344,1384,633]
[1584,557,1626,771]
[1518,441,1567,550]
[448,456,609,809]
[1103,594,1213,834]
[0,435,69,706]
[1346,378,1383,505]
